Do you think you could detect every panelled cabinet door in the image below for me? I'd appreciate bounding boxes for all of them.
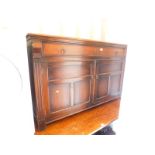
[43,60,94,122]
[73,76,92,106]
[95,59,123,102]
[95,75,109,101]
[109,73,122,96]
[48,81,71,112]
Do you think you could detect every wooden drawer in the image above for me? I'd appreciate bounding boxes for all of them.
[95,47,125,57]
[43,43,95,56]
[43,43,125,57]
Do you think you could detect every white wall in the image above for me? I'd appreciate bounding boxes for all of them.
[1,0,155,154]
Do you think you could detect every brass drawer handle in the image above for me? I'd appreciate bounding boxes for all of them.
[94,48,104,56]
[99,48,103,51]
[99,48,104,55]
[59,49,65,55]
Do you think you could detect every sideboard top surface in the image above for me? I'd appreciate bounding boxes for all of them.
[26,33,127,48]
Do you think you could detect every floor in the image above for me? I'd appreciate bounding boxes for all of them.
[93,125,116,135]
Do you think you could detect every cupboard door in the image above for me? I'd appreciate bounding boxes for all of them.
[95,75,109,101]
[109,74,121,95]
[73,77,92,105]
[44,60,94,121]
[95,59,123,102]
[48,81,71,112]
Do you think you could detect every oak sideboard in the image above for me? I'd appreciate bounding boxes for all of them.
[26,34,127,131]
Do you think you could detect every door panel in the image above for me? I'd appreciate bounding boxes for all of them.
[109,74,121,95]
[48,82,71,112]
[95,59,123,103]
[74,77,91,105]
[95,75,109,102]
[96,75,109,100]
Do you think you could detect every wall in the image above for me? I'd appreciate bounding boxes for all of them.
[0,0,155,154]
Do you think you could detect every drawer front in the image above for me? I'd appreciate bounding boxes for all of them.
[43,43,95,56]
[95,47,125,57]
[43,43,125,57]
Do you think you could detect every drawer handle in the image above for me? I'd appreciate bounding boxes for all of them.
[59,49,65,55]
[99,48,103,51]
[94,48,104,56]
